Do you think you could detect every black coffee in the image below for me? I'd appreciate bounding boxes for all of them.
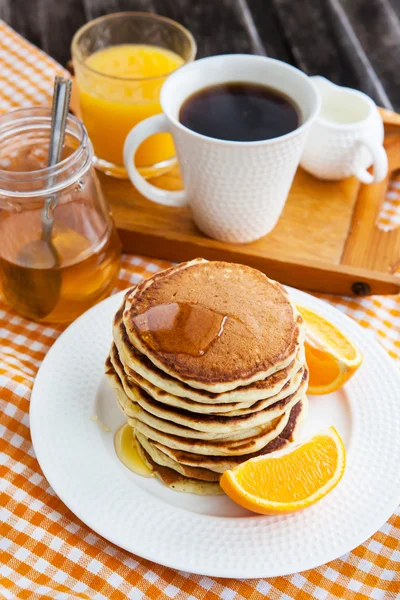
[179,82,299,142]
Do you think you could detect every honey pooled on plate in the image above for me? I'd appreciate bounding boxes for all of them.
[114,423,154,478]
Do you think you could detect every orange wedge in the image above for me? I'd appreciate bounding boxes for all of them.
[220,427,345,514]
[297,305,362,395]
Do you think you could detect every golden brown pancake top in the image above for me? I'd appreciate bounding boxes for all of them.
[123,260,301,386]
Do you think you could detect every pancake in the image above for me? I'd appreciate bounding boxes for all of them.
[136,442,223,495]
[110,340,307,416]
[135,431,220,482]
[107,366,289,442]
[129,410,293,456]
[123,259,303,392]
[107,359,304,439]
[112,364,305,434]
[223,368,308,416]
[113,298,305,404]
[141,397,307,474]
[111,372,293,447]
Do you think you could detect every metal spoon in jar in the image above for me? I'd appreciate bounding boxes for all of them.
[9,77,72,320]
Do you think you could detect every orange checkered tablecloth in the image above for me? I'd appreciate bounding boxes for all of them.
[0,20,399,600]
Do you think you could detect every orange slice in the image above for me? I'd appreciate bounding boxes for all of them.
[297,305,362,395]
[220,427,345,514]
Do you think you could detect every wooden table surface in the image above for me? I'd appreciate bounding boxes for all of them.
[1,0,400,112]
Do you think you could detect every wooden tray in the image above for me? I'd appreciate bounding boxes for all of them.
[97,109,400,297]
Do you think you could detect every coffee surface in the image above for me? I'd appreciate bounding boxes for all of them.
[179,82,299,142]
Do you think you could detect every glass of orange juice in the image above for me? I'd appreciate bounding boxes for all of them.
[71,12,196,179]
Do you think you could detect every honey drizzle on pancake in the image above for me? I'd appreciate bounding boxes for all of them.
[132,301,256,357]
[114,423,154,478]
[132,302,228,356]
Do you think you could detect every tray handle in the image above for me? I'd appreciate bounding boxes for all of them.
[342,129,400,284]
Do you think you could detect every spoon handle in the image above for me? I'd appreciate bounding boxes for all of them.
[42,77,72,239]
[48,77,72,168]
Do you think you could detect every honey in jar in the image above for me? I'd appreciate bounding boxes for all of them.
[0,107,121,323]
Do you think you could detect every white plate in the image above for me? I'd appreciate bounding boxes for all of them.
[30,288,400,578]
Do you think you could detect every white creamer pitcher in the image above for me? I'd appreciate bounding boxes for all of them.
[301,76,388,183]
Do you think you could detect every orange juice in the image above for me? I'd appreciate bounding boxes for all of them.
[77,44,184,169]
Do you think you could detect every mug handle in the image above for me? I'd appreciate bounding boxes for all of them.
[352,135,388,184]
[123,114,188,207]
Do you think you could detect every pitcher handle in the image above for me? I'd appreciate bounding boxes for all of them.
[352,136,388,184]
[123,114,188,207]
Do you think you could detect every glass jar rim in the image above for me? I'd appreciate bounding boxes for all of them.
[0,107,93,198]
[71,11,197,83]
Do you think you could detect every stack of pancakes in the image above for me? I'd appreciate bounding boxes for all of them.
[106,259,308,495]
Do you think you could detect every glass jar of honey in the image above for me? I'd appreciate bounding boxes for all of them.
[0,107,121,323]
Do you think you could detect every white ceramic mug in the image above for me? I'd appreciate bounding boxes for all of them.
[124,54,320,243]
[300,76,388,183]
